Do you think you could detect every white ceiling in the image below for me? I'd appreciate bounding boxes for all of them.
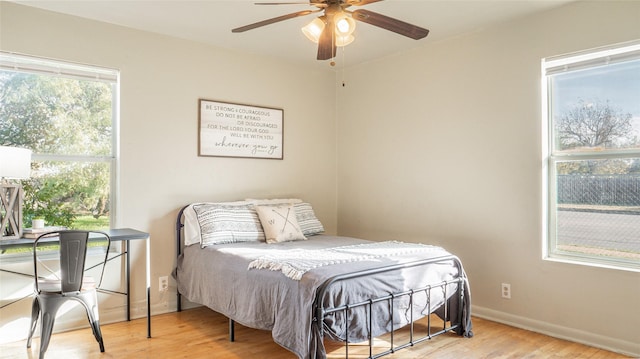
[13,0,575,68]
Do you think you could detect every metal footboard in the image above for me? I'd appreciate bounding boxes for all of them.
[313,256,466,359]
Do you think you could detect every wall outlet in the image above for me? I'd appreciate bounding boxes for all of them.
[159,276,169,292]
[501,283,511,299]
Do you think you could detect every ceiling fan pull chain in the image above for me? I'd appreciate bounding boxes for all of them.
[341,46,347,86]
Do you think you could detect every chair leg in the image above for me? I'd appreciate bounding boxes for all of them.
[38,311,56,359]
[90,319,105,352]
[34,296,67,359]
[26,298,40,348]
[80,293,105,352]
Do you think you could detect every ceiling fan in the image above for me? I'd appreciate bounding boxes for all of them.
[232,0,429,61]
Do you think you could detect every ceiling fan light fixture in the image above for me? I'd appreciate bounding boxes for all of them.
[336,35,355,47]
[302,17,325,44]
[334,12,356,36]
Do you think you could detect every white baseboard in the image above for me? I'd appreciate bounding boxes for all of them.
[471,305,639,358]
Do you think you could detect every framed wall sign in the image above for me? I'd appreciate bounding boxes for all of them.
[198,99,284,159]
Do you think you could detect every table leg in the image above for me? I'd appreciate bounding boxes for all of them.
[126,240,131,321]
[146,235,151,338]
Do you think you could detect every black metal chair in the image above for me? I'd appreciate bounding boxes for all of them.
[26,230,111,359]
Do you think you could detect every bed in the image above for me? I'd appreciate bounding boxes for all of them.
[174,200,472,359]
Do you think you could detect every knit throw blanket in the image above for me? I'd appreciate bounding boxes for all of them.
[248,241,441,280]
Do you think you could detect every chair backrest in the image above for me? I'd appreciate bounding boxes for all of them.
[33,230,111,294]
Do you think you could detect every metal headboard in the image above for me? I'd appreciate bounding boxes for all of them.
[175,205,190,312]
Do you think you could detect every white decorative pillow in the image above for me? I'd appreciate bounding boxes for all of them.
[183,204,204,246]
[255,204,307,244]
[293,203,325,236]
[193,203,265,247]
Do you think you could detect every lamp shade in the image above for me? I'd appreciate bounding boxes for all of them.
[302,17,325,44]
[336,35,355,47]
[334,12,355,37]
[0,146,32,179]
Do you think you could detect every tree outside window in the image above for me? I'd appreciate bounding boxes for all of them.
[0,54,117,230]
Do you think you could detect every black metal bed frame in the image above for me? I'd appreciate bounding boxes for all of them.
[174,205,468,359]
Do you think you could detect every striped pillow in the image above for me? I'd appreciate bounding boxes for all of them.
[193,203,265,247]
[294,203,325,236]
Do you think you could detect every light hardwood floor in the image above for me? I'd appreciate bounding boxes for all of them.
[1,307,630,359]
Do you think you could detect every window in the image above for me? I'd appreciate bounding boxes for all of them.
[542,42,640,271]
[0,52,118,230]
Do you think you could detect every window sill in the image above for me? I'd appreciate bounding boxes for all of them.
[544,252,640,273]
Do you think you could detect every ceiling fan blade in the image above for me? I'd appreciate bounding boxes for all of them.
[351,9,429,40]
[317,19,336,60]
[346,0,383,6]
[232,9,318,33]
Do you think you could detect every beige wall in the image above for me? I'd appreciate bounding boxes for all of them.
[1,0,639,356]
[0,1,337,341]
[336,1,640,356]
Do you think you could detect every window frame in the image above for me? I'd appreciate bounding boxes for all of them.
[541,41,640,272]
[0,52,120,230]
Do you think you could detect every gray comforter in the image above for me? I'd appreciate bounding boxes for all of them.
[175,235,472,358]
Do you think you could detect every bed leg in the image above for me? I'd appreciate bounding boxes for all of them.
[229,319,235,342]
